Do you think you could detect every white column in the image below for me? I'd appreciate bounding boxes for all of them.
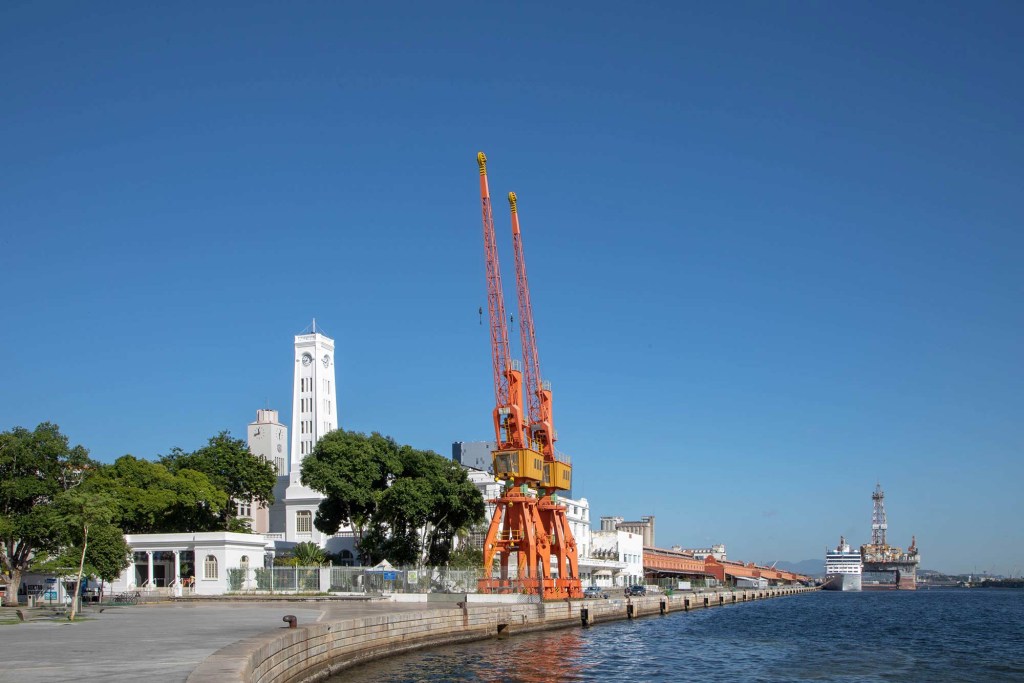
[173,550,182,597]
[146,551,154,589]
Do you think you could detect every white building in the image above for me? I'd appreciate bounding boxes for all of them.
[249,409,288,476]
[288,320,338,471]
[585,528,642,587]
[675,543,727,562]
[244,409,288,534]
[267,321,357,555]
[110,532,274,596]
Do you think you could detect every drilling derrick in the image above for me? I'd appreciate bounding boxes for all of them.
[860,482,920,590]
[475,153,579,600]
[870,482,888,546]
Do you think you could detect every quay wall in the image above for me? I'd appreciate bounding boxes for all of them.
[188,586,815,683]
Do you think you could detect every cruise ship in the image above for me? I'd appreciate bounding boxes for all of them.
[823,536,862,591]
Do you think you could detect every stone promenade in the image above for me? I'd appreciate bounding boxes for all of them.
[0,599,455,683]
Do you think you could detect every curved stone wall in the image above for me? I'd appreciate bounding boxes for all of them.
[187,587,814,683]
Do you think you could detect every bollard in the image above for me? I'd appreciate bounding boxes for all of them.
[659,599,666,615]
[580,607,590,628]
[283,615,297,628]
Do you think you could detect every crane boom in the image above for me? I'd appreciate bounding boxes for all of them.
[476,152,580,600]
[477,153,526,451]
[508,192,556,462]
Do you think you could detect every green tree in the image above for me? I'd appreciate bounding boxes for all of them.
[0,423,93,606]
[57,490,116,620]
[447,545,484,570]
[301,430,484,566]
[36,522,132,603]
[161,432,276,530]
[300,430,401,543]
[75,523,132,588]
[83,455,227,533]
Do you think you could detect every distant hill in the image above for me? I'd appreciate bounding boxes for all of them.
[767,559,824,577]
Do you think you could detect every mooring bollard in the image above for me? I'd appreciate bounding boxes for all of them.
[580,607,590,627]
[283,615,297,628]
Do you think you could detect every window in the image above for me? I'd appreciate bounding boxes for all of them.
[238,501,251,518]
[240,555,249,569]
[296,510,312,534]
[275,456,285,473]
[204,555,218,580]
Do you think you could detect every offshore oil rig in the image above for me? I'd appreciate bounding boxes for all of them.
[860,482,920,589]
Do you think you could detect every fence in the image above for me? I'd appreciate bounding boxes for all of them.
[223,565,487,595]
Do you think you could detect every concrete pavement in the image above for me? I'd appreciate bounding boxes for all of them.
[0,599,455,683]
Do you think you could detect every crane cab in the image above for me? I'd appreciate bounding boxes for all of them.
[492,448,545,483]
[542,460,572,491]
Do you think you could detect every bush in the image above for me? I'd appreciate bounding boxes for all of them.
[227,568,245,591]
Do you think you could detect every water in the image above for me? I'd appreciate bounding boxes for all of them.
[339,590,1024,682]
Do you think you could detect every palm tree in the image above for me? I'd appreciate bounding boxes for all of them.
[293,542,327,567]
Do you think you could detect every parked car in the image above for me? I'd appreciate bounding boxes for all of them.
[583,585,608,599]
[625,584,647,597]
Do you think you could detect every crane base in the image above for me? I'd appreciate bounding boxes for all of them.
[479,489,582,600]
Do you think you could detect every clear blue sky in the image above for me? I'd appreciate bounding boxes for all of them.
[2,2,1021,575]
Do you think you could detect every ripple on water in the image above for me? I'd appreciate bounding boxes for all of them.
[337,590,1024,683]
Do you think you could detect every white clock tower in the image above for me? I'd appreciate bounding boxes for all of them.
[289,319,338,474]
[278,319,348,548]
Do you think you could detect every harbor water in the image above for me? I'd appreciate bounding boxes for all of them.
[340,589,1024,682]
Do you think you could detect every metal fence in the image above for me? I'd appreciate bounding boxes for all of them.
[224,565,487,594]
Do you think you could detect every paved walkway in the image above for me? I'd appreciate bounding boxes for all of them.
[0,600,453,683]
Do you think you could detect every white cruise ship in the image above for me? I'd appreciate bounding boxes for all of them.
[823,536,862,591]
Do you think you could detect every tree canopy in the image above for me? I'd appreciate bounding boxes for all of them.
[81,455,227,533]
[301,430,484,566]
[160,431,276,530]
[0,423,95,605]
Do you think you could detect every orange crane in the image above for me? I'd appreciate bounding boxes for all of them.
[475,152,580,600]
[476,152,526,453]
[508,191,580,595]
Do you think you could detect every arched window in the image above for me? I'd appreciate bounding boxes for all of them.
[296,511,312,534]
[204,555,218,580]
[239,555,249,569]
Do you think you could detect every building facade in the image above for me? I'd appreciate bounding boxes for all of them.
[289,321,338,472]
[452,441,496,473]
[245,409,288,534]
[266,321,355,555]
[600,515,656,548]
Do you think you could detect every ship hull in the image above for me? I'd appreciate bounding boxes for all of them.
[823,573,862,591]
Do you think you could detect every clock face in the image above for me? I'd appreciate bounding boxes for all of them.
[322,355,330,368]
[301,353,312,366]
